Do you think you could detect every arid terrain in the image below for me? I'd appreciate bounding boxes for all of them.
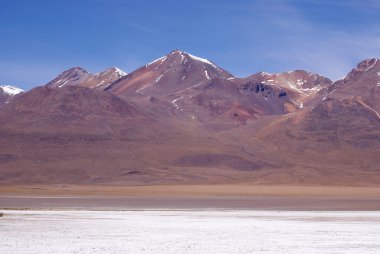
[2,184,380,210]
[0,52,379,204]
[2,2,380,254]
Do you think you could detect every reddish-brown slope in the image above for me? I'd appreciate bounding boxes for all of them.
[255,59,380,166]
[0,86,149,136]
[327,58,380,112]
[46,67,126,90]
[106,51,334,127]
[0,58,379,186]
[106,50,233,96]
[0,85,274,184]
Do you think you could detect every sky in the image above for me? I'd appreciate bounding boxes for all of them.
[1,0,380,90]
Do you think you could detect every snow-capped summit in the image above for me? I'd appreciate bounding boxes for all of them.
[0,85,24,107]
[0,85,24,96]
[113,67,127,77]
[169,50,220,69]
[95,67,127,80]
[96,67,127,78]
[169,50,228,73]
[45,66,127,90]
[90,67,128,89]
[107,50,233,96]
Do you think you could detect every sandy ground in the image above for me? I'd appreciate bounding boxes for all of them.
[2,184,380,196]
[1,210,380,254]
[1,184,380,210]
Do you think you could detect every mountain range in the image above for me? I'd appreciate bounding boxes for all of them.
[0,51,379,186]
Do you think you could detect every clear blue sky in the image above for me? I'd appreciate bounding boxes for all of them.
[1,0,379,90]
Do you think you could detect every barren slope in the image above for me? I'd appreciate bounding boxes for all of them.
[0,58,379,186]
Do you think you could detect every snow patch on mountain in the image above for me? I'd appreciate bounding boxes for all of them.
[148,56,167,66]
[364,58,378,71]
[204,70,210,80]
[187,53,219,69]
[58,80,69,88]
[136,84,150,94]
[156,74,164,83]
[0,85,24,96]
[99,67,127,77]
[171,96,184,110]
[113,67,127,77]
[353,58,379,73]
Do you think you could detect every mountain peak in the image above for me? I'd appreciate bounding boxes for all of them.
[246,70,331,95]
[108,51,233,96]
[339,58,380,82]
[0,85,24,96]
[169,49,183,54]
[110,67,127,76]
[97,67,127,78]
[355,58,379,72]
[327,58,380,100]
[65,66,89,74]
[146,50,226,72]
[46,67,92,88]
[45,66,126,89]
[0,85,24,107]
[165,50,221,70]
[144,50,233,78]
